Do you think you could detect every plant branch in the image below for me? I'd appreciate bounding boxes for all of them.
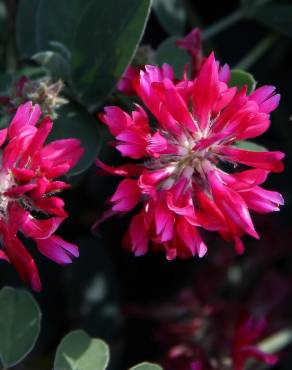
[234,34,278,70]
[202,9,243,40]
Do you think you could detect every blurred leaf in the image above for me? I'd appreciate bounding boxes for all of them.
[152,0,186,36]
[62,237,121,341]
[240,0,273,14]
[32,50,71,80]
[130,363,163,370]
[0,1,8,35]
[54,330,109,370]
[252,5,292,38]
[35,0,87,51]
[51,102,101,176]
[16,0,151,109]
[0,287,41,368]
[15,66,47,80]
[155,37,189,78]
[0,70,12,91]
[71,0,151,108]
[258,329,292,354]
[229,69,256,94]
[16,0,40,58]
[235,140,267,152]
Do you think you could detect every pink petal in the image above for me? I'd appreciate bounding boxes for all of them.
[4,236,41,291]
[41,138,84,169]
[241,186,284,213]
[155,200,175,242]
[36,235,79,264]
[176,217,207,257]
[99,106,132,136]
[217,146,285,173]
[0,128,7,147]
[209,171,259,239]
[250,85,280,113]
[147,131,168,156]
[96,158,144,177]
[111,179,140,212]
[8,102,41,139]
[127,212,149,256]
[192,52,220,130]
[116,129,147,158]
[5,183,37,197]
[22,217,64,239]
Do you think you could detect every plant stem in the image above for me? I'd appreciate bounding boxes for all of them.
[234,34,278,70]
[202,9,243,40]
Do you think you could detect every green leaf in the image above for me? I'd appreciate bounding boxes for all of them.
[16,0,151,108]
[130,362,163,370]
[252,4,292,38]
[54,330,109,370]
[51,102,101,176]
[32,50,71,80]
[16,0,40,58]
[155,37,190,78]
[229,69,256,94]
[0,287,41,368]
[235,140,267,152]
[71,0,151,108]
[152,0,186,36]
[35,0,87,51]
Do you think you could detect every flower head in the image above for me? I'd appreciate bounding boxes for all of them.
[117,45,154,95]
[176,27,204,78]
[0,102,83,290]
[0,76,68,119]
[232,315,278,370]
[98,52,284,259]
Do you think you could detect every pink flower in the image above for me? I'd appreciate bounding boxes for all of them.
[97,52,284,259]
[176,28,203,78]
[117,65,140,95]
[232,315,278,370]
[0,102,84,291]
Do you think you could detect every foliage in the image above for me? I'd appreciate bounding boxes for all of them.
[0,0,292,369]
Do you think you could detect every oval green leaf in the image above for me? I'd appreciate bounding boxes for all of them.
[152,0,186,36]
[155,37,190,78]
[54,330,109,370]
[0,287,41,368]
[16,0,151,108]
[130,362,163,370]
[51,102,101,176]
[229,69,256,94]
[71,0,151,107]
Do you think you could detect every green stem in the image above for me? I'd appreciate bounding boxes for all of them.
[234,34,278,70]
[202,9,243,40]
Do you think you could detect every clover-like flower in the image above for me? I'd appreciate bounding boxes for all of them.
[0,102,83,290]
[98,53,284,259]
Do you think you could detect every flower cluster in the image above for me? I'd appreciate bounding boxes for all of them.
[0,102,83,290]
[0,76,68,119]
[98,52,284,259]
[126,233,292,370]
